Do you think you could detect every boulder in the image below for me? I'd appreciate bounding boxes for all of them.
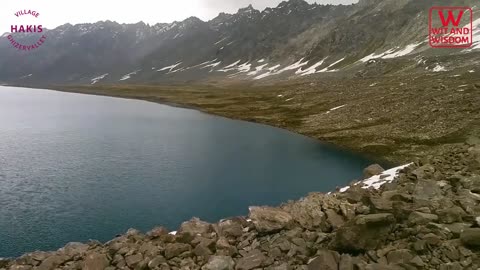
[9,266,33,270]
[331,214,395,252]
[164,243,191,259]
[282,194,330,231]
[148,256,167,269]
[235,250,267,270]
[83,253,110,270]
[307,250,339,270]
[437,206,467,224]
[363,164,384,179]
[178,217,213,235]
[468,144,480,169]
[59,242,89,256]
[36,255,69,270]
[365,263,404,270]
[408,211,439,225]
[249,206,293,233]
[218,218,244,238]
[409,256,425,267]
[146,226,170,238]
[193,242,213,257]
[125,253,143,268]
[338,254,354,270]
[442,223,470,238]
[269,263,289,270]
[386,249,413,264]
[460,228,480,247]
[202,256,235,270]
[216,237,237,256]
[412,165,435,179]
[325,209,345,229]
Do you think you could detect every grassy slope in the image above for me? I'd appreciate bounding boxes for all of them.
[43,71,480,164]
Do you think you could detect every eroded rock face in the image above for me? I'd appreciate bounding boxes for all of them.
[4,143,480,270]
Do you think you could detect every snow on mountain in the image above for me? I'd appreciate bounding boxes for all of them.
[91,73,109,84]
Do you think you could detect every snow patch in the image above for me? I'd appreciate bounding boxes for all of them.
[218,60,244,72]
[360,43,420,62]
[432,64,446,72]
[247,64,268,76]
[20,74,33,79]
[214,37,227,45]
[201,61,222,71]
[91,73,109,84]
[340,164,412,192]
[326,104,346,114]
[268,64,281,71]
[157,62,182,73]
[280,58,309,72]
[223,60,241,69]
[296,59,326,76]
[120,69,141,81]
[318,58,345,72]
[361,164,412,190]
[382,43,420,59]
[187,59,218,70]
[463,18,480,51]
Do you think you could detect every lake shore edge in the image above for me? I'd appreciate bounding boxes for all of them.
[9,82,458,165]
[2,141,480,269]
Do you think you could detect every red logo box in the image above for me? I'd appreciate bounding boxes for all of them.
[429,6,473,48]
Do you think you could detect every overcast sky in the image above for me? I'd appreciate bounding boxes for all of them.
[1,0,357,30]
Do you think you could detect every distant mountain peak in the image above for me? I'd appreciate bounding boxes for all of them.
[238,4,258,14]
[278,0,309,8]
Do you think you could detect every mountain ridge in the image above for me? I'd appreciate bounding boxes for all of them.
[0,0,479,85]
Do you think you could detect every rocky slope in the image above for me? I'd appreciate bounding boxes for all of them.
[2,141,480,269]
[44,66,480,164]
[1,0,479,85]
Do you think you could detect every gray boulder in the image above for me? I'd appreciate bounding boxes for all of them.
[307,250,339,270]
[218,218,244,237]
[178,217,213,235]
[125,253,143,268]
[460,228,480,247]
[331,214,395,252]
[363,164,384,179]
[386,249,413,264]
[235,250,267,270]
[437,206,467,224]
[36,255,69,270]
[408,211,439,225]
[249,206,293,233]
[83,253,110,270]
[202,256,235,270]
[164,243,191,259]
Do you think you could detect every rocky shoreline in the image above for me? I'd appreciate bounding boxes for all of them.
[2,141,480,269]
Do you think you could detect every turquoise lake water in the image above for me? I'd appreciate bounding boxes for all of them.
[0,86,375,257]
